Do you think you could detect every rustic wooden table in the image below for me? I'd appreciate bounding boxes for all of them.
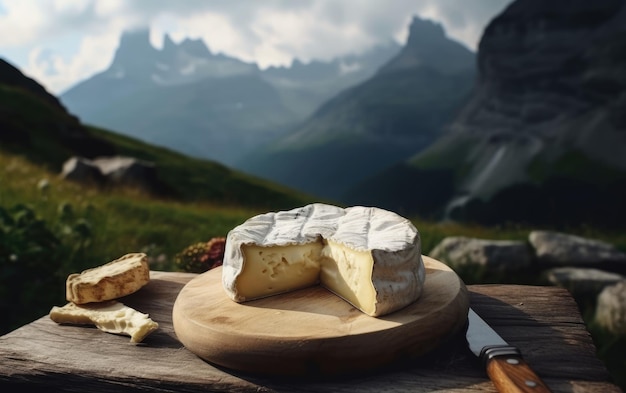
[0,271,620,392]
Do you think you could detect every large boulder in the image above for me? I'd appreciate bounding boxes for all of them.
[529,230,626,271]
[61,156,159,193]
[428,236,532,273]
[595,280,626,335]
[61,157,105,185]
[91,156,158,191]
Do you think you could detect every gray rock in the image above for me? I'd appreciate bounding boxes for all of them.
[595,280,626,335]
[91,156,157,190]
[61,156,158,193]
[61,157,104,184]
[529,230,626,267]
[546,267,623,298]
[429,236,532,272]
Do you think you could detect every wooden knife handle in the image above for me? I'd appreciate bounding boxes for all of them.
[486,355,552,393]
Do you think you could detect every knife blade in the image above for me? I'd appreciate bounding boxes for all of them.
[466,308,552,392]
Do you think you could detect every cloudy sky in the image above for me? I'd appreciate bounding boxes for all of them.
[0,0,512,95]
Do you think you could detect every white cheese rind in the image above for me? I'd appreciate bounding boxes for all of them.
[222,203,425,317]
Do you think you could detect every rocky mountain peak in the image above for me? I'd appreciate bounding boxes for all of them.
[405,16,447,48]
[178,37,213,58]
[162,33,177,55]
[110,28,160,73]
[119,27,152,49]
[379,15,475,75]
[477,0,626,87]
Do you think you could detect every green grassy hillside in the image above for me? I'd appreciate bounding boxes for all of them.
[88,125,320,209]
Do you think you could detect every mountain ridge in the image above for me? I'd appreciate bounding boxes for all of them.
[237,15,476,200]
[59,27,401,167]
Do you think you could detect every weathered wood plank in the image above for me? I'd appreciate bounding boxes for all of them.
[0,272,620,393]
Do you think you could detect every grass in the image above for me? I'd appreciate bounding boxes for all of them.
[527,149,626,185]
[0,152,261,268]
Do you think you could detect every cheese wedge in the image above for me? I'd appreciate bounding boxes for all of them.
[222,203,425,317]
[49,301,159,343]
[66,253,150,304]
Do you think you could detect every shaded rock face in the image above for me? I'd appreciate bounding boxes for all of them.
[417,0,626,226]
[465,0,626,138]
[346,0,626,227]
[458,0,626,166]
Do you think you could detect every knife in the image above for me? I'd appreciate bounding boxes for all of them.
[466,309,552,392]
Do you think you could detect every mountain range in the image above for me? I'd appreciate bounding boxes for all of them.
[60,29,400,166]
[237,16,476,199]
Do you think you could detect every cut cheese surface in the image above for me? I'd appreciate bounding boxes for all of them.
[66,253,150,304]
[222,203,425,317]
[320,240,377,315]
[49,301,158,343]
[236,243,321,299]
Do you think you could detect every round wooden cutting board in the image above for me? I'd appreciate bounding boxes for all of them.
[172,256,469,376]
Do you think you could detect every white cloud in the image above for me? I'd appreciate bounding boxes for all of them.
[26,32,120,94]
[0,0,513,94]
[415,0,510,49]
[52,0,89,14]
[153,11,253,60]
[250,6,383,66]
[0,1,48,45]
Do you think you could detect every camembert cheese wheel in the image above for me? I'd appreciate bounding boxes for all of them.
[66,253,150,304]
[222,203,425,317]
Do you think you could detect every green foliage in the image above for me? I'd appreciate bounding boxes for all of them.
[0,204,66,333]
[0,198,102,336]
[589,324,626,390]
